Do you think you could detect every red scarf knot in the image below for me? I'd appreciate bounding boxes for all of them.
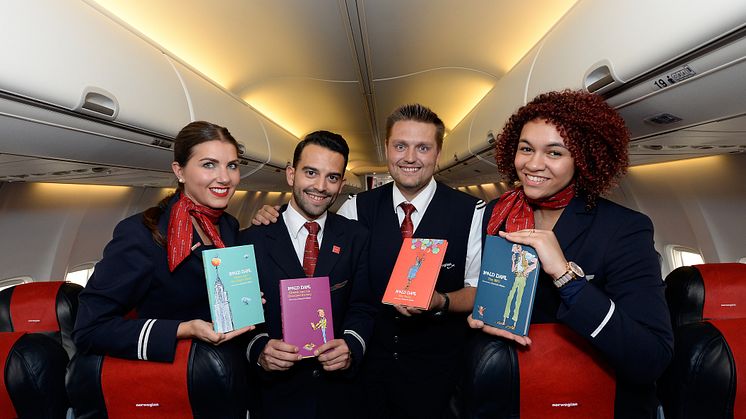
[167,194,225,271]
[487,183,575,235]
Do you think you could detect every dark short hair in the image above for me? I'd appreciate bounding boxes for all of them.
[385,104,445,149]
[494,90,630,205]
[292,130,350,170]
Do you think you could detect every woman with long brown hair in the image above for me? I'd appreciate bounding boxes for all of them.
[74,121,253,361]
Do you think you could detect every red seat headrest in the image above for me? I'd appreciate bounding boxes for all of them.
[695,264,746,320]
[0,281,83,358]
[518,323,616,418]
[9,282,62,332]
[66,339,251,418]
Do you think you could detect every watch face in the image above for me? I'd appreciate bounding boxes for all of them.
[569,261,585,278]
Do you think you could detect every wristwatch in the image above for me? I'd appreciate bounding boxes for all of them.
[433,292,450,316]
[553,261,585,288]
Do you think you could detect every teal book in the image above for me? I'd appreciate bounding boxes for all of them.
[472,235,540,336]
[202,245,265,333]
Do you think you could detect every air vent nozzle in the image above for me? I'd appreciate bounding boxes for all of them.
[645,113,683,125]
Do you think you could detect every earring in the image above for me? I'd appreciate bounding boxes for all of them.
[178,178,184,183]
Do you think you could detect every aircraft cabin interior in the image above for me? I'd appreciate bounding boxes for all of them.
[0,0,745,418]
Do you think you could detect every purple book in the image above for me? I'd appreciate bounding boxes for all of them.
[279,276,334,358]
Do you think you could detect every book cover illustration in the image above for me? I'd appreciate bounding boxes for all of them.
[382,238,448,310]
[472,235,540,336]
[202,245,265,333]
[279,276,335,358]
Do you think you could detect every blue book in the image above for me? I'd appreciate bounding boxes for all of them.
[472,235,540,336]
[202,245,265,333]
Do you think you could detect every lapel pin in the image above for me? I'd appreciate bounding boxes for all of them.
[332,245,341,254]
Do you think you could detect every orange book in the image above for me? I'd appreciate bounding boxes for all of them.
[382,238,448,309]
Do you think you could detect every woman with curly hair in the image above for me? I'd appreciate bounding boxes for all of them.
[468,90,673,417]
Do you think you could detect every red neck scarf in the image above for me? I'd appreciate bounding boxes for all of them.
[486,183,575,235]
[167,193,225,272]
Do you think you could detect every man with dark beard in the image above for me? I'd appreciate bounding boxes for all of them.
[252,105,484,418]
[240,131,376,418]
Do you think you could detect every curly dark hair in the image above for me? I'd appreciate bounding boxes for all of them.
[495,90,630,205]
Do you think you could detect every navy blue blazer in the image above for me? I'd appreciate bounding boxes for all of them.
[240,208,376,418]
[73,195,240,362]
[483,195,674,418]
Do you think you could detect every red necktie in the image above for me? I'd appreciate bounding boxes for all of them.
[400,203,416,239]
[303,222,320,277]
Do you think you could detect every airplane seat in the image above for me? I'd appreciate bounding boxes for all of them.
[0,332,70,418]
[659,263,746,419]
[457,323,616,418]
[0,281,83,358]
[66,338,250,418]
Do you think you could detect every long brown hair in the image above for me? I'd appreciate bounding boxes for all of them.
[142,121,239,246]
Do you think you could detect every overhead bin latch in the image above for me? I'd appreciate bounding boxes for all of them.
[77,87,119,121]
[584,61,619,94]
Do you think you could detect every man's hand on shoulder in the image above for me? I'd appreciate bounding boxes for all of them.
[251,205,281,225]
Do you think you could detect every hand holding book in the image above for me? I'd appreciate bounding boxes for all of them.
[176,319,255,345]
[471,235,540,336]
[315,339,353,371]
[498,229,568,281]
[467,314,533,347]
[258,339,302,372]
[382,238,449,310]
[392,290,447,317]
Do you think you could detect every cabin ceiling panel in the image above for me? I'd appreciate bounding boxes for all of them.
[628,114,746,166]
[11,0,744,189]
[87,0,577,181]
[373,69,496,135]
[237,78,378,168]
[362,0,575,78]
[92,0,358,87]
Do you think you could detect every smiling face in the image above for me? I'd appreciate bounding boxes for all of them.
[386,120,440,201]
[514,119,575,200]
[171,139,240,209]
[287,143,346,220]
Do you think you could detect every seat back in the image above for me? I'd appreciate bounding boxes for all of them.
[0,281,83,358]
[0,332,70,418]
[67,339,250,418]
[459,323,615,418]
[517,323,616,418]
[661,263,746,419]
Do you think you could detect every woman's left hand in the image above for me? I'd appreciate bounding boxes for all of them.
[499,229,567,279]
[467,314,532,346]
[177,319,255,345]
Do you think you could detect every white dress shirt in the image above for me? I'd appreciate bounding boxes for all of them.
[282,202,327,266]
[336,178,484,287]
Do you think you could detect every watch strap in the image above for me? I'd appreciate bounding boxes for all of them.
[432,292,449,316]
[553,270,576,288]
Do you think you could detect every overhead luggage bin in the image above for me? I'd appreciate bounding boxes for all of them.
[526,0,746,97]
[0,0,191,137]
